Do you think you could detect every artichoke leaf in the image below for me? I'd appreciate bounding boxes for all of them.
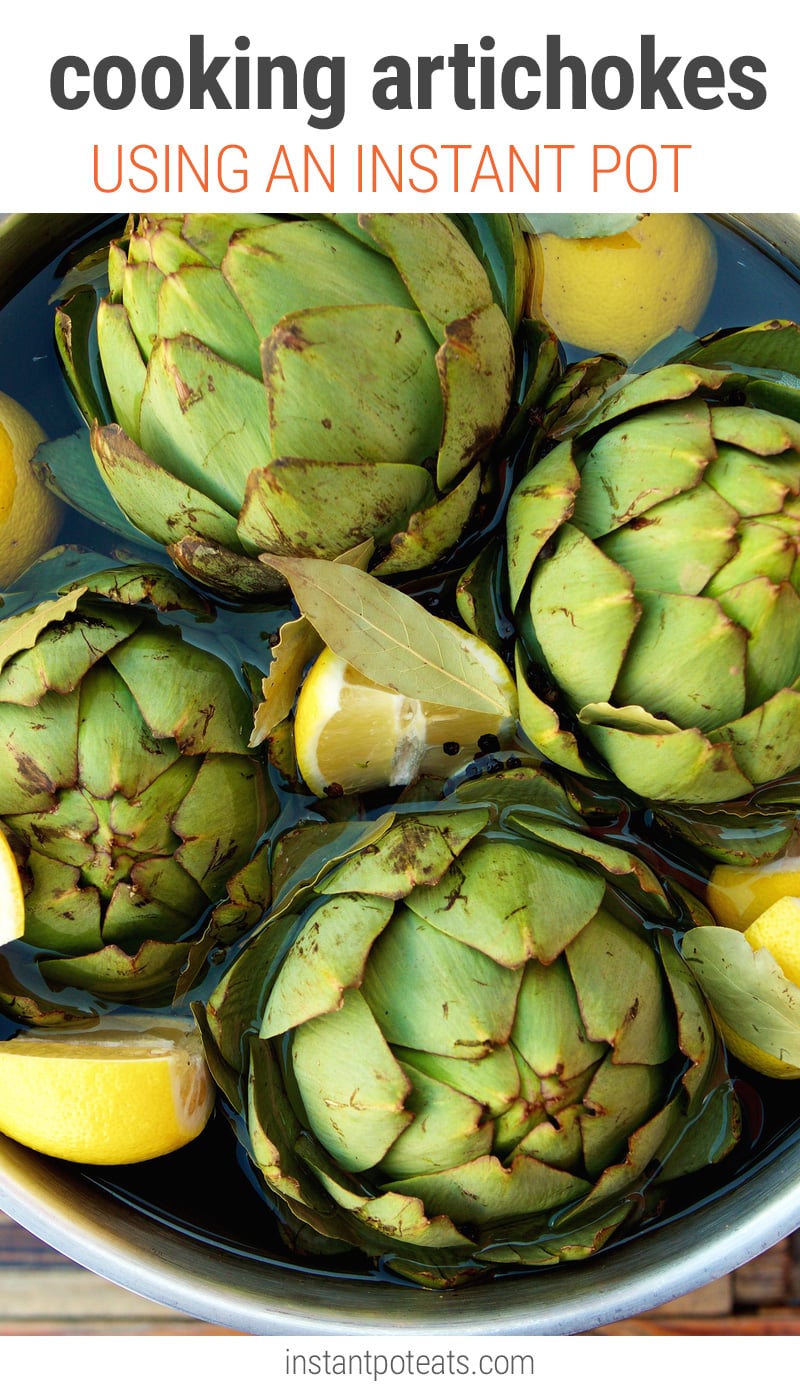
[261,894,392,1037]
[222,217,416,335]
[682,319,800,381]
[94,300,147,439]
[455,539,513,653]
[290,987,413,1171]
[91,423,241,550]
[505,442,580,611]
[139,336,272,514]
[405,839,604,967]
[0,604,137,707]
[40,938,190,998]
[0,687,81,815]
[514,652,609,782]
[614,590,747,731]
[718,577,800,709]
[361,907,522,1060]
[260,555,511,717]
[602,483,739,596]
[77,661,186,801]
[361,212,495,340]
[713,686,800,787]
[318,809,488,899]
[566,910,675,1064]
[682,923,800,1067]
[155,264,262,378]
[435,302,515,490]
[376,1061,493,1180]
[528,524,639,710]
[167,536,286,599]
[33,431,152,547]
[263,304,442,467]
[238,458,432,558]
[269,812,397,919]
[570,400,716,539]
[0,587,86,676]
[390,1152,590,1226]
[54,288,112,427]
[372,461,483,576]
[18,849,102,953]
[579,710,753,804]
[108,625,254,755]
[172,754,272,901]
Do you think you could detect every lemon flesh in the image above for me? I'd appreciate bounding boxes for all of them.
[0,1017,215,1164]
[531,213,717,363]
[744,896,800,987]
[0,827,25,949]
[0,390,63,589]
[708,851,800,933]
[294,635,519,797]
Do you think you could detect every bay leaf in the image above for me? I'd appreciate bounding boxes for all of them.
[250,538,375,743]
[260,555,511,717]
[682,924,800,1067]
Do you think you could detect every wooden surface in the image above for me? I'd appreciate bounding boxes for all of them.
[1,1207,798,1335]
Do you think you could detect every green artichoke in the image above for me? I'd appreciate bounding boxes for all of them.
[54,213,519,598]
[507,323,800,808]
[0,559,276,1020]
[199,769,739,1288]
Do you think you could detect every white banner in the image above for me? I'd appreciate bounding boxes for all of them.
[0,0,793,211]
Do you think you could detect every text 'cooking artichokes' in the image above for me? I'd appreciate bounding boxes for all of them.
[508,322,800,806]
[57,213,518,597]
[0,562,275,1019]
[199,770,739,1288]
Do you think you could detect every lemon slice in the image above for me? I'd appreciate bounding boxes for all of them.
[0,1015,215,1164]
[708,848,800,933]
[0,826,25,948]
[294,631,519,797]
[530,213,717,363]
[744,896,800,985]
[0,390,63,589]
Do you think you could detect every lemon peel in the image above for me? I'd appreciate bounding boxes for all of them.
[0,827,25,949]
[530,213,717,363]
[0,390,63,589]
[0,1015,215,1163]
[294,632,519,797]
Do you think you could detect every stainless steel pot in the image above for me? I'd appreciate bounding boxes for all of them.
[0,212,799,1336]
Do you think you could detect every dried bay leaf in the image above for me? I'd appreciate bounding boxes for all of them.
[260,554,511,717]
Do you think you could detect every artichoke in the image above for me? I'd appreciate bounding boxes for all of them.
[0,559,276,1020]
[199,769,739,1288]
[54,213,519,598]
[507,323,800,808]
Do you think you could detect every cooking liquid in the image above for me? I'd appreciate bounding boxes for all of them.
[0,214,799,1286]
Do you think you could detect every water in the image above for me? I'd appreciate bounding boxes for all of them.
[0,213,799,1289]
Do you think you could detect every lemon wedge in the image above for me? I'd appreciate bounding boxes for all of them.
[0,1016,215,1164]
[0,390,63,589]
[707,847,800,933]
[294,633,519,797]
[0,826,25,949]
[744,896,800,987]
[530,213,717,363]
